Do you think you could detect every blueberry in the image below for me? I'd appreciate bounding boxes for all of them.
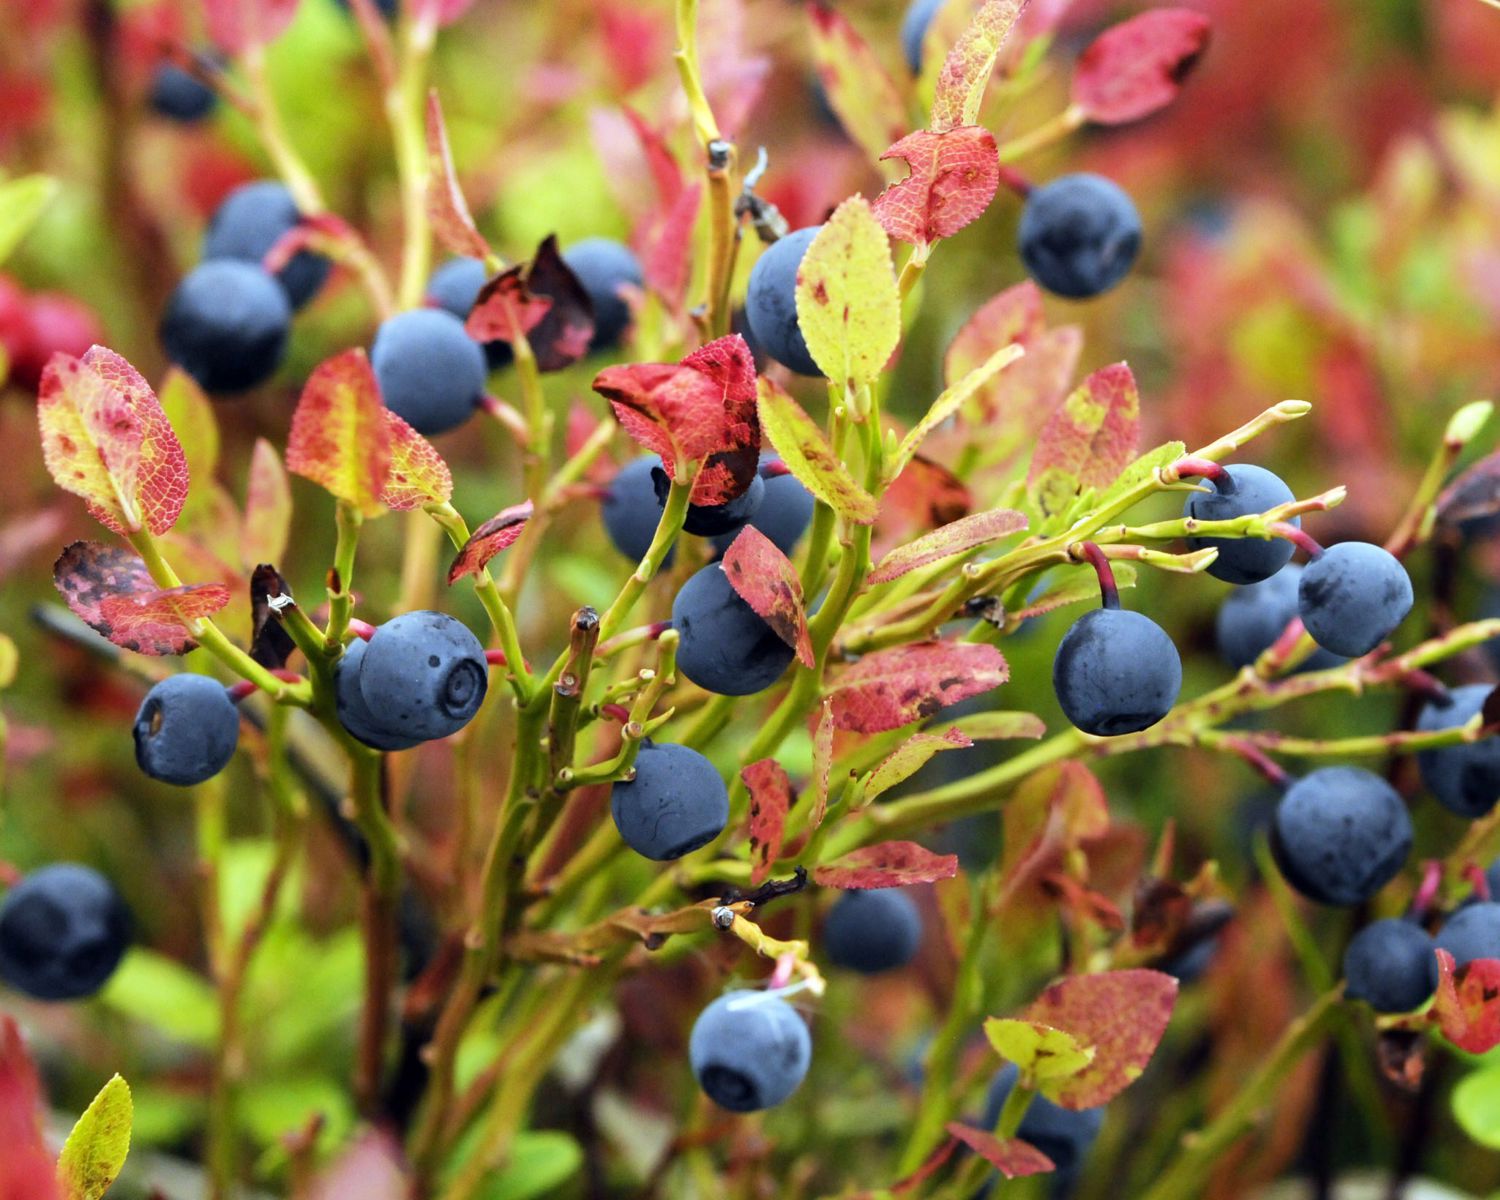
[1018,174,1142,300]
[371,308,488,436]
[654,466,765,538]
[1052,608,1181,736]
[711,458,816,557]
[562,238,643,352]
[0,864,131,1001]
[745,226,823,376]
[609,741,729,860]
[148,62,217,123]
[900,0,948,73]
[823,888,922,974]
[984,1063,1104,1188]
[335,639,423,752]
[672,563,797,696]
[1488,857,1500,903]
[133,674,240,786]
[203,180,331,310]
[689,990,812,1112]
[425,257,513,370]
[1183,465,1298,585]
[1343,918,1438,1013]
[357,611,488,742]
[159,260,291,394]
[1416,684,1500,819]
[1297,542,1413,658]
[334,0,398,18]
[1435,901,1500,967]
[603,456,676,565]
[1270,767,1412,906]
[1214,564,1344,673]
[1158,937,1218,984]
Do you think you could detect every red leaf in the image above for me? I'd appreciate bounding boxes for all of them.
[1437,450,1500,529]
[447,501,534,585]
[0,1017,59,1200]
[807,5,909,166]
[814,840,959,889]
[811,698,834,831]
[681,334,761,506]
[380,409,453,511]
[1072,9,1212,126]
[931,0,1027,132]
[722,528,813,667]
[596,364,727,471]
[868,508,1027,584]
[286,349,393,518]
[1433,949,1500,1054]
[466,266,552,344]
[263,212,356,275]
[204,0,299,53]
[309,1129,408,1200]
[873,127,1000,247]
[601,6,669,94]
[410,0,476,27]
[742,758,792,885]
[1025,970,1178,1108]
[828,641,1008,733]
[425,90,491,261]
[636,182,703,315]
[525,236,596,372]
[999,762,1110,907]
[878,455,973,553]
[622,107,685,204]
[945,1124,1054,1178]
[1026,362,1140,518]
[53,540,226,655]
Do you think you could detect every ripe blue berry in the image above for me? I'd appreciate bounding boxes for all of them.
[745,226,823,376]
[1343,918,1438,1013]
[1297,542,1413,658]
[148,63,217,122]
[900,0,947,73]
[1416,684,1500,819]
[562,238,643,352]
[654,465,766,538]
[711,458,816,557]
[425,257,513,369]
[0,864,131,1001]
[1159,937,1218,984]
[689,990,812,1112]
[133,674,240,786]
[672,563,797,696]
[1018,174,1142,300]
[1270,767,1412,906]
[1183,464,1298,585]
[603,456,675,564]
[1214,564,1344,672]
[1052,608,1181,736]
[609,742,729,860]
[371,308,488,436]
[357,611,489,742]
[335,639,423,752]
[823,888,922,974]
[203,180,331,310]
[1435,901,1500,967]
[984,1063,1104,1187]
[159,260,291,394]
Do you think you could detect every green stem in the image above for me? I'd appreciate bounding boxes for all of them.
[389,18,436,309]
[242,44,324,214]
[325,501,362,648]
[595,474,692,642]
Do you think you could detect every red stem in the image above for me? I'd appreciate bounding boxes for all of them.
[348,619,377,641]
[997,165,1033,199]
[1401,670,1452,706]
[1463,862,1492,903]
[760,459,792,479]
[1412,860,1444,918]
[599,704,631,724]
[1270,522,1324,559]
[1172,456,1235,492]
[1075,542,1120,610]
[1223,738,1292,791]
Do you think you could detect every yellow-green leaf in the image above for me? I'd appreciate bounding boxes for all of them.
[930,0,1026,132]
[241,438,292,569]
[888,342,1025,482]
[157,368,219,487]
[58,1074,133,1200]
[0,633,16,689]
[0,174,58,265]
[757,377,878,524]
[984,1018,1095,1083]
[284,350,392,518]
[794,197,901,393]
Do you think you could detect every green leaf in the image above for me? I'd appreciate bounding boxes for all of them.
[0,633,17,690]
[757,377,878,525]
[794,197,901,393]
[0,174,58,265]
[983,1018,1094,1083]
[1086,441,1187,518]
[888,343,1025,482]
[102,950,218,1048]
[445,1129,584,1200]
[1447,400,1494,448]
[1454,1066,1500,1150]
[239,1075,354,1151]
[58,1074,132,1200]
[157,368,220,488]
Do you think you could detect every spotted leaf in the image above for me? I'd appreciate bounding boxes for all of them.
[868,508,1027,584]
[873,126,1000,246]
[930,0,1027,132]
[742,759,792,885]
[758,377,877,524]
[721,527,813,667]
[814,840,959,889]
[827,641,1008,733]
[447,501,533,584]
[1026,362,1140,518]
[285,350,393,519]
[380,409,453,511]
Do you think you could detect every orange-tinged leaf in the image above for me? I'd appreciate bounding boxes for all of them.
[598,364,727,465]
[241,438,291,569]
[868,508,1027,583]
[54,540,225,656]
[425,90,491,261]
[814,840,959,889]
[1025,970,1178,1108]
[742,758,792,885]
[873,126,1000,246]
[447,500,533,584]
[807,6,909,167]
[0,1017,59,1200]
[380,409,453,511]
[811,698,834,831]
[681,334,760,506]
[945,1124,1054,1178]
[930,0,1027,132]
[466,266,552,344]
[827,641,1007,733]
[1433,949,1500,1054]
[758,377,878,524]
[877,455,972,558]
[38,347,189,536]
[795,197,901,392]
[1072,9,1212,126]
[204,0,299,54]
[1026,362,1140,518]
[865,727,973,801]
[722,528,813,667]
[999,761,1110,896]
[286,349,393,518]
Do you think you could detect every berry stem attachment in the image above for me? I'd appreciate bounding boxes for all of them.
[1411,860,1444,918]
[1271,522,1324,559]
[1464,861,1493,902]
[996,164,1033,199]
[1074,542,1121,609]
[1171,456,1235,492]
[1219,737,1293,791]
